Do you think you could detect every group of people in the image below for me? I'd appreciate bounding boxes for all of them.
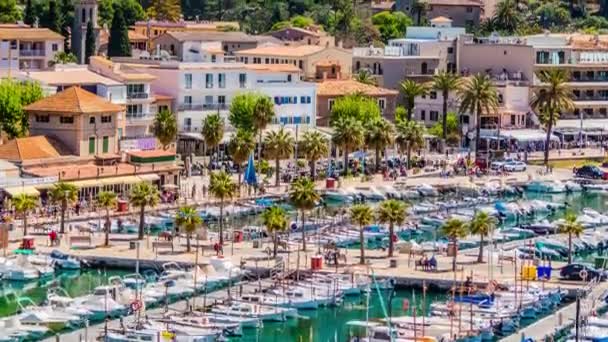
[417,254,438,271]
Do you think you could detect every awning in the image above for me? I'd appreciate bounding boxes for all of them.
[99,176,142,186]
[138,174,160,182]
[71,179,102,188]
[556,119,608,129]
[2,186,40,197]
[481,129,560,143]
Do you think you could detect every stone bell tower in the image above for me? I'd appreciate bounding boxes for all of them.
[71,0,100,64]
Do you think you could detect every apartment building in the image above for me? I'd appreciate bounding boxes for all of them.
[269,27,335,47]
[132,20,240,40]
[0,27,64,73]
[232,44,353,81]
[395,0,482,27]
[126,60,317,133]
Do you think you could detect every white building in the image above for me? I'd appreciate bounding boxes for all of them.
[0,27,65,74]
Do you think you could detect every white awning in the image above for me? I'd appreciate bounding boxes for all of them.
[556,119,608,129]
[2,186,40,197]
[139,174,160,182]
[501,129,559,143]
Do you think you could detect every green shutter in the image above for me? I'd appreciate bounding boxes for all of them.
[88,137,95,154]
[102,136,109,153]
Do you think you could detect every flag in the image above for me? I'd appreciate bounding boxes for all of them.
[244,153,257,186]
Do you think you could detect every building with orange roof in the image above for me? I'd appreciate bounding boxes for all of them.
[315,80,398,126]
[0,136,62,162]
[132,20,240,40]
[0,26,64,74]
[98,29,150,55]
[395,0,482,28]
[269,27,335,48]
[25,86,125,157]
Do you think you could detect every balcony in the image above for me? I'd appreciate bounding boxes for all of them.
[126,113,154,123]
[19,49,45,57]
[178,103,229,111]
[127,92,149,100]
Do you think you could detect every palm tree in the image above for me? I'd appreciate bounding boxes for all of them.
[13,194,37,236]
[396,120,425,169]
[432,71,461,151]
[468,211,497,263]
[289,177,320,251]
[300,130,329,179]
[365,118,395,172]
[228,128,255,185]
[459,74,499,161]
[209,171,237,246]
[530,69,574,166]
[175,206,203,252]
[377,199,407,257]
[49,181,78,234]
[492,0,521,33]
[558,211,584,264]
[264,127,295,187]
[97,191,117,247]
[331,116,365,176]
[355,69,377,85]
[351,204,373,264]
[441,218,468,272]
[129,182,160,240]
[400,80,428,121]
[252,96,275,165]
[153,109,178,150]
[202,113,225,166]
[261,206,288,258]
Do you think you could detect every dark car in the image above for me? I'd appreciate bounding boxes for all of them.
[574,165,608,180]
[560,263,606,281]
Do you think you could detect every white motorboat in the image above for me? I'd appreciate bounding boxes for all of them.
[211,302,291,322]
[74,286,127,320]
[415,184,439,197]
[0,255,53,281]
[16,298,81,332]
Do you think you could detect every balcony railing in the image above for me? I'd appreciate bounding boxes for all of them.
[178,103,229,111]
[127,92,149,100]
[19,49,45,57]
[573,96,608,102]
[126,113,153,122]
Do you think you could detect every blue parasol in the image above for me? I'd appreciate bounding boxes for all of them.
[244,153,257,186]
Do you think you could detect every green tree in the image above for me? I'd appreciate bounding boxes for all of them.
[428,112,460,146]
[355,70,377,86]
[558,211,584,264]
[13,194,37,236]
[468,211,497,263]
[97,191,117,247]
[300,130,329,179]
[24,0,36,26]
[85,20,96,64]
[43,0,62,33]
[98,0,114,27]
[175,206,203,252]
[350,204,373,264]
[371,11,412,42]
[377,199,407,257]
[330,94,381,125]
[99,0,146,27]
[252,95,275,166]
[209,171,237,246]
[394,106,407,123]
[400,80,428,122]
[202,113,225,166]
[229,93,258,132]
[432,71,461,150]
[289,177,320,251]
[492,0,522,33]
[441,218,468,272]
[535,2,571,30]
[60,0,74,52]
[396,120,425,169]
[0,80,43,139]
[129,182,160,240]
[331,116,364,176]
[50,51,77,65]
[153,109,177,150]
[0,0,22,23]
[530,69,573,166]
[365,118,395,172]
[108,4,131,57]
[49,182,78,234]
[261,206,288,258]
[458,74,499,161]
[147,0,181,22]
[264,127,294,187]
[228,129,255,185]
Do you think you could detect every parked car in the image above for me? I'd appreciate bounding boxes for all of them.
[503,161,527,172]
[490,159,515,171]
[574,165,608,180]
[560,263,606,281]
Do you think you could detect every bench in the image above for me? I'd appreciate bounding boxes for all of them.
[69,235,92,247]
[152,241,174,255]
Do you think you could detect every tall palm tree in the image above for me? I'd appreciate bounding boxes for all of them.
[396,120,425,169]
[261,206,288,258]
[459,74,499,161]
[558,211,584,264]
[13,194,37,236]
[468,211,497,263]
[300,130,329,179]
[209,171,237,246]
[202,113,225,166]
[129,182,160,240]
[492,0,522,33]
[264,127,295,187]
[289,177,320,251]
[97,191,117,247]
[49,181,78,234]
[365,118,395,172]
[228,128,255,185]
[441,218,468,272]
[530,69,574,166]
[331,116,365,176]
[400,80,428,121]
[355,69,377,85]
[252,96,275,165]
[432,71,461,151]
[351,204,373,264]
[153,109,178,150]
[377,199,407,257]
[175,206,203,253]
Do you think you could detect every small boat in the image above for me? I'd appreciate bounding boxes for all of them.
[415,184,439,197]
[17,297,81,332]
[49,250,81,270]
[526,180,567,193]
[211,302,291,322]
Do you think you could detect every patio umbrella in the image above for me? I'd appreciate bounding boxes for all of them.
[244,153,257,186]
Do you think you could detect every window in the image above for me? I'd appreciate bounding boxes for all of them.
[218,73,226,88]
[118,128,123,137]
[420,110,426,121]
[421,62,428,75]
[600,90,608,99]
[584,108,593,116]
[573,71,581,80]
[60,116,74,124]
[265,58,269,64]
[239,73,247,88]
[328,99,335,110]
[511,115,516,126]
[218,95,226,105]
[211,54,216,63]
[466,6,473,12]
[101,115,112,123]
[81,8,86,23]
[378,98,386,110]
[204,95,213,105]
[430,111,439,121]
[88,137,95,154]
[601,108,607,115]
[205,74,213,88]
[430,91,437,99]
[184,96,192,104]
[299,60,303,69]
[35,115,49,123]
[287,74,292,82]
[586,90,594,98]
[52,44,58,51]
[447,47,453,54]
[89,116,95,124]
[573,90,580,98]
[184,74,192,89]
[102,136,109,153]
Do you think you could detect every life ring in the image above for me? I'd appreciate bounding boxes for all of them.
[130,300,142,312]
[579,269,589,280]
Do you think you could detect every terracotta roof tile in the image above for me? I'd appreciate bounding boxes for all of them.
[236,44,326,57]
[0,27,63,40]
[0,136,60,161]
[424,0,482,6]
[23,161,181,180]
[25,86,124,115]
[316,80,398,97]
[128,150,176,158]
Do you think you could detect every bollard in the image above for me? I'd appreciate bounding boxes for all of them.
[558,312,563,325]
